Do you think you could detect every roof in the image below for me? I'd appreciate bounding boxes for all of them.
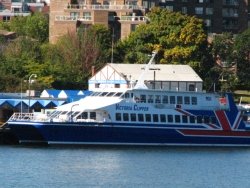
[108,64,203,82]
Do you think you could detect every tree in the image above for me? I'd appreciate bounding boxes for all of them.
[117,7,207,66]
[0,13,49,43]
[234,29,250,89]
[50,24,112,89]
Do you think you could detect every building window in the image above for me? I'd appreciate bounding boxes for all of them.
[223,0,239,6]
[83,12,91,20]
[222,8,238,17]
[182,0,188,2]
[182,7,187,14]
[70,12,79,20]
[205,19,212,27]
[3,16,10,22]
[206,8,213,15]
[197,0,204,3]
[195,7,203,14]
[166,6,173,11]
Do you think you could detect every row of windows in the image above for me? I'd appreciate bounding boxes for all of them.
[133,94,198,105]
[115,113,217,124]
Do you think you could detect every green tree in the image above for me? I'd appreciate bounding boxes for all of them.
[117,7,207,65]
[234,29,250,89]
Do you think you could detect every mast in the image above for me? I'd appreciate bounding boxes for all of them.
[134,51,157,89]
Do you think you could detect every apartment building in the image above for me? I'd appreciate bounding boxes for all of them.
[0,0,49,22]
[159,0,250,34]
[49,0,159,43]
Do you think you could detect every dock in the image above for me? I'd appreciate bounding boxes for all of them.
[0,126,18,145]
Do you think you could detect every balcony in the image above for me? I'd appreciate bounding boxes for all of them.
[116,16,148,22]
[66,4,145,11]
[55,15,92,22]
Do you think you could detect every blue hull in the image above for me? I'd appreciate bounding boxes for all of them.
[7,123,47,144]
[15,122,250,146]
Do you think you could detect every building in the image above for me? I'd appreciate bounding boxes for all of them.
[49,0,154,43]
[89,63,203,92]
[159,0,250,34]
[0,0,49,22]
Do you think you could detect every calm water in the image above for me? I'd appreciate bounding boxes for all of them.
[1,145,250,188]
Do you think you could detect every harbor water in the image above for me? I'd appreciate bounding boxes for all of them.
[1,145,250,188]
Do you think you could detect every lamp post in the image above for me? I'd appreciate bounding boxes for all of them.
[28,74,37,113]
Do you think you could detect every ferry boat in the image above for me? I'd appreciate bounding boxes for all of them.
[6,52,250,146]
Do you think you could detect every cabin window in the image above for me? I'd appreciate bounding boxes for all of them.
[114,92,123,97]
[116,113,121,121]
[170,96,175,104]
[162,96,168,104]
[167,115,173,122]
[130,113,136,121]
[101,92,108,96]
[90,112,96,120]
[160,114,166,122]
[148,95,153,103]
[124,92,130,98]
[145,114,151,122]
[177,96,183,104]
[204,116,210,123]
[107,92,115,97]
[155,95,161,103]
[140,95,146,103]
[175,115,181,123]
[190,116,195,123]
[123,113,129,121]
[184,96,190,105]
[191,97,197,105]
[182,115,188,123]
[115,84,120,88]
[138,114,144,122]
[197,116,203,123]
[153,114,159,122]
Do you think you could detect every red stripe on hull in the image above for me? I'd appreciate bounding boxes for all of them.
[215,110,231,131]
[180,130,250,137]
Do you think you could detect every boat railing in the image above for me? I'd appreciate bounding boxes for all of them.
[8,113,36,121]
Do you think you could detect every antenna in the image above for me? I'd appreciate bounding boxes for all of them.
[134,51,157,89]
